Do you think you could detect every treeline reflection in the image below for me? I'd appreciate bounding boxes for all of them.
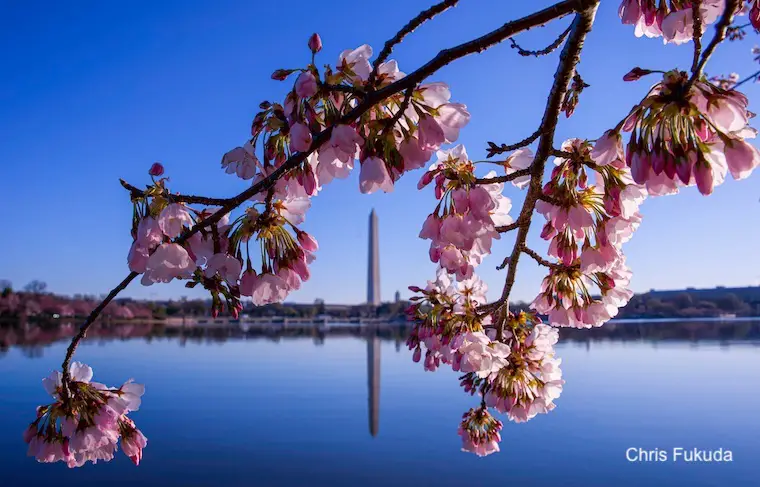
[2,319,760,357]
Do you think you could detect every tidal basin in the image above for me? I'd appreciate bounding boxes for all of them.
[1,319,758,486]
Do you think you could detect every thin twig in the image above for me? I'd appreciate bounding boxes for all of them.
[320,83,365,97]
[120,179,232,206]
[689,0,740,85]
[58,0,589,383]
[61,272,139,403]
[496,221,521,233]
[509,25,572,57]
[731,69,760,89]
[485,128,542,158]
[691,0,703,75]
[383,87,415,134]
[369,0,460,86]
[475,167,532,184]
[521,246,555,267]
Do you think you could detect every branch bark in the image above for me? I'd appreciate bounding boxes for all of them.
[120,179,232,207]
[494,1,599,339]
[59,0,593,383]
[509,25,572,57]
[689,0,740,84]
[369,0,460,86]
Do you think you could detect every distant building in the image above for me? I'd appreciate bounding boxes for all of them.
[394,291,401,303]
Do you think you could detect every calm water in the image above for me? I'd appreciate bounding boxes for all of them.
[1,321,759,486]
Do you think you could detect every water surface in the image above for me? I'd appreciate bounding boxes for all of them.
[1,321,758,486]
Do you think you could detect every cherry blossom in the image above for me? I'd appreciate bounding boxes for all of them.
[141,243,195,285]
[25,362,146,468]
[157,203,194,239]
[221,143,258,180]
[359,156,394,194]
[294,72,318,99]
[458,407,503,457]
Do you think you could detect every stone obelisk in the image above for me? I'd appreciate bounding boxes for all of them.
[367,209,380,305]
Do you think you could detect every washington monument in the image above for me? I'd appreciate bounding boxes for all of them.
[367,209,380,305]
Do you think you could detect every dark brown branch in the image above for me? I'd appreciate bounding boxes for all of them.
[496,221,521,233]
[691,1,703,74]
[320,82,365,97]
[369,0,460,86]
[521,246,555,267]
[538,193,562,206]
[495,2,598,340]
[60,0,589,381]
[475,167,532,184]
[509,25,572,57]
[61,272,139,403]
[485,128,542,158]
[690,0,740,84]
[732,69,760,90]
[120,179,232,207]
[383,87,415,133]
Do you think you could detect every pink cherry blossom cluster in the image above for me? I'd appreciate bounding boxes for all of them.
[418,145,512,279]
[619,69,760,196]
[482,319,564,423]
[529,138,645,327]
[229,39,470,201]
[406,268,498,372]
[126,183,245,317]
[457,407,503,457]
[619,0,728,44]
[24,363,146,468]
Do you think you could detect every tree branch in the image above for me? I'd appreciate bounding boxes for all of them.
[383,87,415,134]
[496,220,521,233]
[521,246,555,267]
[689,0,740,84]
[60,272,139,403]
[509,25,572,57]
[320,82,365,97]
[369,0,460,86]
[120,179,232,206]
[485,128,542,158]
[731,69,760,89]
[59,0,590,382]
[691,0,703,75]
[475,167,531,184]
[494,2,599,339]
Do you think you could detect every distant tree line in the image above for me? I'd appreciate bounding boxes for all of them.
[2,278,759,323]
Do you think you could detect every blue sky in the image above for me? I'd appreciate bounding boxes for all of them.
[1,0,758,304]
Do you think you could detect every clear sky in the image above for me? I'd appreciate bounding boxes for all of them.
[1,0,758,305]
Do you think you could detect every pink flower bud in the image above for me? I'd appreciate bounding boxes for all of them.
[149,162,164,176]
[417,171,435,189]
[297,231,319,252]
[694,161,714,196]
[23,425,36,443]
[271,69,293,81]
[308,33,322,53]
[623,67,652,82]
[675,157,693,184]
[412,347,422,363]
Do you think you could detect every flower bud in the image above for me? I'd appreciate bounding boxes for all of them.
[308,33,322,53]
[271,69,294,81]
[149,162,164,177]
[623,67,652,82]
